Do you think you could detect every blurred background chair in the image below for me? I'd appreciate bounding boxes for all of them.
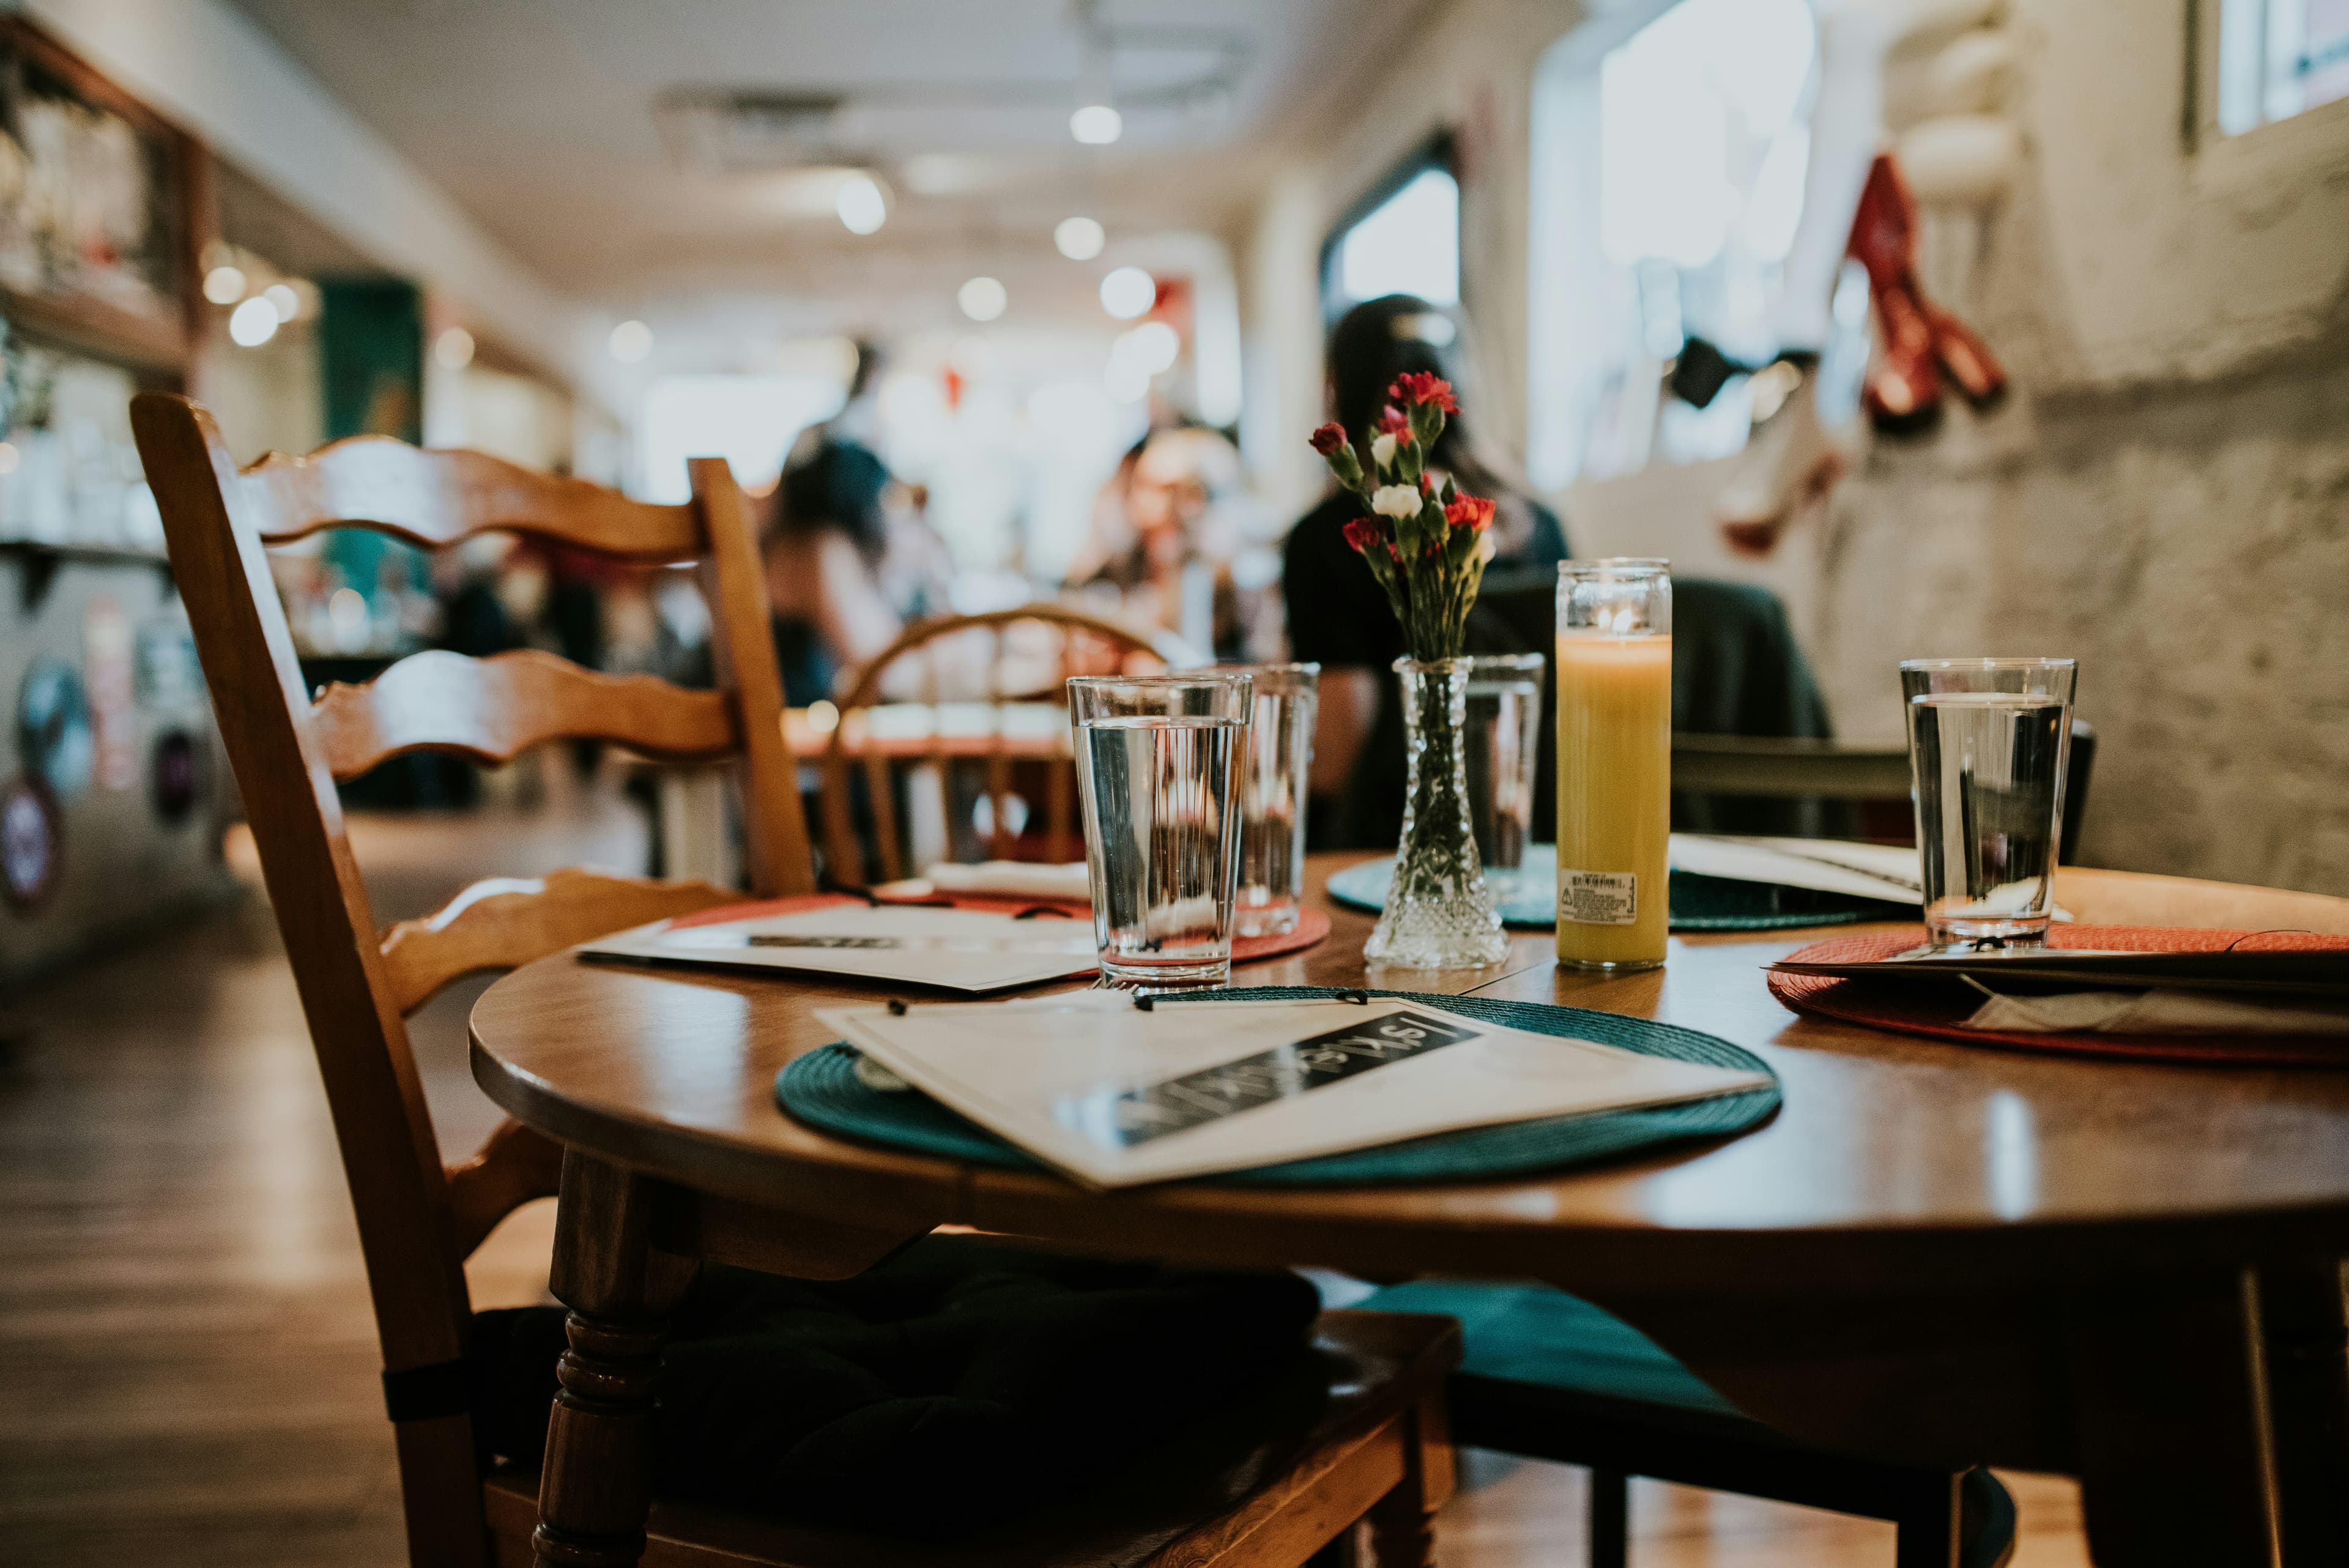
[813,603,1197,885]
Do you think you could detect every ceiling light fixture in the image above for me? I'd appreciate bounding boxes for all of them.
[836,172,888,235]
[434,327,477,370]
[1069,103,1122,145]
[1054,215,1105,261]
[958,276,1008,322]
[228,296,280,347]
[609,319,654,363]
[202,266,246,305]
[264,282,301,322]
[1099,266,1155,320]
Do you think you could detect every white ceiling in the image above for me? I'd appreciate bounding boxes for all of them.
[225,0,1419,353]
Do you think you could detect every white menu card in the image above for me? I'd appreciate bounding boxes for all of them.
[579,905,1097,993]
[815,994,1771,1189]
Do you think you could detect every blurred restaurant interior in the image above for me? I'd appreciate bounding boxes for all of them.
[3,1,2348,1565]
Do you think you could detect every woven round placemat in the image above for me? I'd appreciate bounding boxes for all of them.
[775,986,1779,1186]
[1768,925,2349,1067]
[1325,847,1908,932]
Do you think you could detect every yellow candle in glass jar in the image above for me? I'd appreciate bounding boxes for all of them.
[1554,632,1672,969]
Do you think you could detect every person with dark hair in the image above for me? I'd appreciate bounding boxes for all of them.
[765,438,902,705]
[1282,294,1570,849]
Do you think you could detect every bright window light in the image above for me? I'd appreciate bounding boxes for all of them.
[958,276,1008,321]
[2219,0,2349,133]
[609,319,654,363]
[228,295,280,347]
[637,374,846,503]
[836,172,888,235]
[1070,103,1123,144]
[1055,215,1106,260]
[1335,168,1460,308]
[1099,266,1156,319]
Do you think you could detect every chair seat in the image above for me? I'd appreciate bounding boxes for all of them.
[1357,1282,1742,1419]
[481,1309,1460,1568]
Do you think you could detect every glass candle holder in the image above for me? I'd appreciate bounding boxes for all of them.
[1555,560,1672,972]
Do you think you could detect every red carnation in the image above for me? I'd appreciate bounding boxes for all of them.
[1376,404,1411,436]
[1444,494,1496,531]
[1388,372,1458,414]
[1308,421,1348,456]
[1341,516,1384,555]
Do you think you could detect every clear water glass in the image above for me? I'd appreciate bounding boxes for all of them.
[1900,658,2077,948]
[1463,654,1545,901]
[1067,673,1252,989]
[1200,663,1317,938]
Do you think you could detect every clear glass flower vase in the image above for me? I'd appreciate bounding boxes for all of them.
[1364,658,1511,968]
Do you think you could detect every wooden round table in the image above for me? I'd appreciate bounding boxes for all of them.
[472,858,2349,1568]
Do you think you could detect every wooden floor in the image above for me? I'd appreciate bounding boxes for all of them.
[0,774,2095,1567]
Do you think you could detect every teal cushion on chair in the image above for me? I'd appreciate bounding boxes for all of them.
[1356,1281,1743,1419]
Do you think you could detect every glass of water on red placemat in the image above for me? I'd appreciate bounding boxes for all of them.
[1900,658,2077,948]
[1068,672,1252,989]
[1192,662,1319,938]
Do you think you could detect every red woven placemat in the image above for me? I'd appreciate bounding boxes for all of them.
[666,894,1330,964]
[1768,924,2349,1066]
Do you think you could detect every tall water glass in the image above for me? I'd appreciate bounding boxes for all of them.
[1067,673,1252,989]
[1464,654,1545,901]
[1203,663,1318,937]
[1899,658,2076,948]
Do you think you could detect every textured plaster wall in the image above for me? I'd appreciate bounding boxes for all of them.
[1812,0,2349,894]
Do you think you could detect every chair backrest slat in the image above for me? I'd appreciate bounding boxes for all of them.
[310,648,737,781]
[243,435,703,560]
[379,868,739,1014]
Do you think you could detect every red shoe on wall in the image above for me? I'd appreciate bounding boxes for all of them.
[1846,152,1942,435]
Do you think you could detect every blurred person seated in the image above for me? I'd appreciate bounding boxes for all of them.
[1283,294,1571,850]
[1065,426,1250,658]
[765,439,902,706]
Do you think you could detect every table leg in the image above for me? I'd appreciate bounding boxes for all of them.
[2258,1258,2349,1568]
[533,1153,697,1568]
[2066,1269,2282,1568]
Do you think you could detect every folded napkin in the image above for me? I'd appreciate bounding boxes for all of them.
[881,860,1092,902]
[1962,987,2349,1038]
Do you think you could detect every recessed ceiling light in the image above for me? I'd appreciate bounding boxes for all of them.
[836,172,888,235]
[1069,103,1123,145]
[958,276,1008,322]
[1099,266,1155,320]
[202,266,246,304]
[1054,216,1105,261]
[434,327,476,370]
[264,282,302,322]
[609,319,654,363]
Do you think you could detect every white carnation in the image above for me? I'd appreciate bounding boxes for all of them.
[1370,484,1421,519]
[1370,432,1398,468]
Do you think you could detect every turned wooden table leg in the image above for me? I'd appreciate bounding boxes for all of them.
[533,1152,697,1568]
[1365,1392,1453,1568]
[2258,1258,2349,1568]
[2066,1269,2282,1568]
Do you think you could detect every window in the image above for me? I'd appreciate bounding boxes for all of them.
[636,373,845,503]
[2217,0,2349,134]
[1321,139,1460,319]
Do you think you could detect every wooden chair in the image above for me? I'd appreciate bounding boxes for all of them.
[133,394,1457,1568]
[815,604,1198,884]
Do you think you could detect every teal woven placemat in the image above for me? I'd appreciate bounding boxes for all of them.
[1325,845,1910,932]
[774,986,1779,1187]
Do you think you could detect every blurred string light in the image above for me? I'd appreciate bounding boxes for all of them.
[609,319,654,363]
[836,172,888,236]
[1069,103,1122,145]
[1099,266,1155,319]
[228,295,280,347]
[434,327,476,370]
[1054,215,1105,261]
[958,275,1008,322]
[263,281,301,322]
[202,266,247,305]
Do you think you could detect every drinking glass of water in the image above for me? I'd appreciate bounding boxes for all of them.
[1900,658,2077,948]
[1464,654,1545,901]
[1197,662,1318,938]
[1067,672,1252,989]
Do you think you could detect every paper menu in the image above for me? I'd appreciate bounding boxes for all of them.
[1669,834,1921,905]
[814,995,1772,1189]
[578,904,1097,993]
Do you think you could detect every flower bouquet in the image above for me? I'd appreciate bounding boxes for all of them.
[1308,374,1510,967]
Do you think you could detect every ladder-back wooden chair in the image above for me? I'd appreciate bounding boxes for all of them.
[815,604,1197,884]
[135,395,1458,1568]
